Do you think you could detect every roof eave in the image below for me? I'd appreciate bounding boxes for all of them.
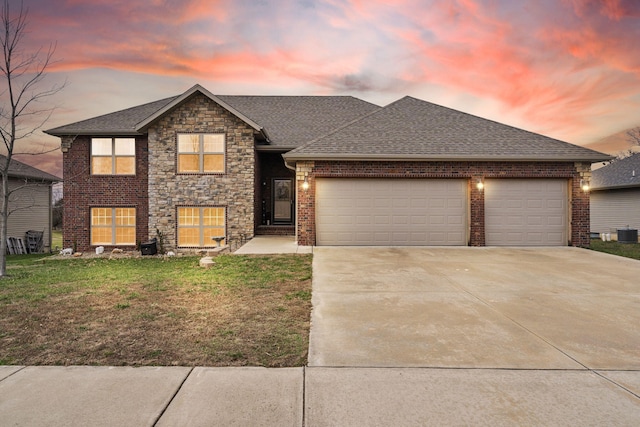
[44,129,144,137]
[591,183,640,191]
[257,145,297,152]
[282,153,613,162]
[9,173,61,182]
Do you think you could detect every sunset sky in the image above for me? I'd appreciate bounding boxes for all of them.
[8,0,640,176]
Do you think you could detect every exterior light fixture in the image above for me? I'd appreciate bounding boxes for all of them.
[476,178,484,191]
[580,179,590,192]
[301,176,309,191]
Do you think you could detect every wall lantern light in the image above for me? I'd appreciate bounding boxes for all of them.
[580,178,590,192]
[476,178,484,191]
[301,176,310,191]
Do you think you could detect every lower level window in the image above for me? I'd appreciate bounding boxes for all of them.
[178,207,225,247]
[91,207,136,245]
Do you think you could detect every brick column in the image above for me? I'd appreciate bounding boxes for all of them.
[296,161,315,246]
[469,176,485,246]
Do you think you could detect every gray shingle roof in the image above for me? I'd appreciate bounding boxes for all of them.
[284,96,612,162]
[45,85,380,148]
[45,97,179,136]
[591,153,640,190]
[1,155,61,181]
[217,95,380,148]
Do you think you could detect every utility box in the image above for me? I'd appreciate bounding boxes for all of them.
[617,229,638,244]
[141,238,158,255]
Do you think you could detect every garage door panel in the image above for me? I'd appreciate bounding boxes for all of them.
[316,179,467,246]
[485,179,567,246]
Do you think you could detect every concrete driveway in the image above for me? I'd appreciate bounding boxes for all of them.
[305,247,640,424]
[309,247,640,369]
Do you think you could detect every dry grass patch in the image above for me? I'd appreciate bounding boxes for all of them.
[0,254,312,367]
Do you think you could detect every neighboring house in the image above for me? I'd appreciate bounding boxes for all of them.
[590,153,640,238]
[45,84,610,252]
[2,155,61,253]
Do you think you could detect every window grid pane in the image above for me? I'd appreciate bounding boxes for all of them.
[203,154,224,173]
[178,228,200,246]
[178,134,200,153]
[92,157,114,175]
[92,138,113,155]
[114,138,136,155]
[178,207,199,226]
[115,157,135,174]
[178,154,199,173]
[203,134,224,153]
[91,228,113,245]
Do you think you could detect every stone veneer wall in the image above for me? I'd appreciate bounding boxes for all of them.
[147,93,256,252]
[61,136,149,251]
[296,160,592,247]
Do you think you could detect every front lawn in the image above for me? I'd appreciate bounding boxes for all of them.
[0,254,312,367]
[590,239,640,260]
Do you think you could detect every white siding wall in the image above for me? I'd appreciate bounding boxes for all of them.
[590,188,640,235]
[7,178,53,252]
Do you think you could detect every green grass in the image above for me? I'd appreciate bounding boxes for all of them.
[51,230,63,251]
[590,239,640,260]
[0,254,313,367]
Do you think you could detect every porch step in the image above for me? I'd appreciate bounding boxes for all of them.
[256,225,295,236]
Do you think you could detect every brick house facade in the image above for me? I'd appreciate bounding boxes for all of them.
[47,85,609,252]
[293,160,592,247]
[61,135,149,251]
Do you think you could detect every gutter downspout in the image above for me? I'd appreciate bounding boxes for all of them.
[283,155,298,244]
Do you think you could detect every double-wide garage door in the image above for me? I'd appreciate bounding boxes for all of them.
[315,178,568,246]
[316,179,467,245]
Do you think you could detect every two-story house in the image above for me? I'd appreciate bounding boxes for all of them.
[46,84,610,252]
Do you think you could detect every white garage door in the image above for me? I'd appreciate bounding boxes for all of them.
[485,179,568,246]
[315,178,467,246]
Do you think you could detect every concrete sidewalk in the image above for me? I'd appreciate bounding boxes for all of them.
[234,236,313,254]
[2,365,639,426]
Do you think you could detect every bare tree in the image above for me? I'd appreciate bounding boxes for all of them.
[0,0,63,276]
[627,126,640,148]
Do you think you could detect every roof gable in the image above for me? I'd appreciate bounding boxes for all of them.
[284,96,611,162]
[591,153,640,190]
[135,84,264,134]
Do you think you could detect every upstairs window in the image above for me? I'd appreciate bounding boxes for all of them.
[177,133,225,173]
[91,138,136,175]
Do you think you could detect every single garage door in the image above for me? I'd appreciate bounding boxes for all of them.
[485,179,568,246]
[316,178,467,246]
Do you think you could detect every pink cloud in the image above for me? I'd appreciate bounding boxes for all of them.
[13,0,640,150]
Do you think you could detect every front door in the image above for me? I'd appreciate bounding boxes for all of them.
[273,178,293,223]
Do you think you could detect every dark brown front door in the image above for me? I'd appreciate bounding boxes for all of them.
[273,178,293,223]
